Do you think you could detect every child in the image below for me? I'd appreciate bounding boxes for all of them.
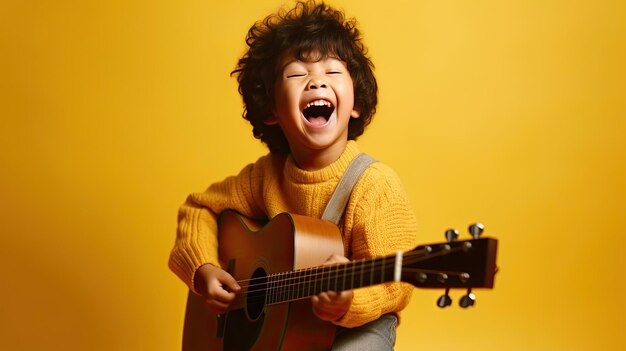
[169,1,418,349]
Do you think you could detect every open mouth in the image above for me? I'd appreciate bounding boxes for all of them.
[302,100,335,126]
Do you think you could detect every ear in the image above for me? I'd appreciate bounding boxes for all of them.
[350,108,360,119]
[264,116,279,125]
[265,110,279,125]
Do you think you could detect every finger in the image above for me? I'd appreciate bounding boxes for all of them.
[334,290,352,303]
[311,295,335,311]
[314,310,336,320]
[207,280,237,302]
[325,291,338,299]
[312,302,345,321]
[316,292,332,305]
[323,254,350,265]
[205,298,230,314]
[217,271,241,292]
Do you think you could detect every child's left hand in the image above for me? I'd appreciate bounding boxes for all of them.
[311,254,353,321]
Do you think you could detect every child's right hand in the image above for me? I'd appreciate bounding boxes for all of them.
[194,264,241,314]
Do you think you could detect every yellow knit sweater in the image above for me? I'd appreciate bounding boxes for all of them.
[169,141,418,327]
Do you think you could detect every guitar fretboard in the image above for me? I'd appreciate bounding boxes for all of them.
[263,255,401,305]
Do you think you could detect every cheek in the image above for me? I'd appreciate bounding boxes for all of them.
[338,83,356,107]
[275,84,299,109]
[338,76,354,94]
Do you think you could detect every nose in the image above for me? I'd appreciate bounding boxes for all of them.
[307,76,327,90]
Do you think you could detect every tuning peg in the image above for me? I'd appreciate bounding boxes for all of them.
[459,288,476,308]
[437,288,452,308]
[445,229,459,243]
[468,223,484,239]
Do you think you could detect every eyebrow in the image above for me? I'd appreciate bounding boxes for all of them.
[279,59,300,73]
[280,56,345,72]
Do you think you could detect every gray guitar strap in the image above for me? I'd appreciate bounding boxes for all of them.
[321,153,377,226]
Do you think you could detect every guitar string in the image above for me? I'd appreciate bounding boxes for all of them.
[240,269,470,305]
[234,250,462,296]
[231,245,469,302]
[253,269,468,302]
[241,265,473,306]
[236,245,465,289]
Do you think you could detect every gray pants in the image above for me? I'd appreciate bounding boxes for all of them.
[331,314,398,351]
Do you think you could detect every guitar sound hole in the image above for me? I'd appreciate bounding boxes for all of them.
[247,267,267,321]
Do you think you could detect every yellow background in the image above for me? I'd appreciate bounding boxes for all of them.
[1,0,624,350]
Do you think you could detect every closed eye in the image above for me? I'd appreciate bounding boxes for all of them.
[286,73,306,78]
[327,71,342,75]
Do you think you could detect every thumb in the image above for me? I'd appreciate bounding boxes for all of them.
[218,270,241,292]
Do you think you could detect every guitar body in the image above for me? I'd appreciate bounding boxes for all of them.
[182,210,345,351]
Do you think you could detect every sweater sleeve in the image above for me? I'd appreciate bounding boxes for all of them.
[333,164,418,328]
[168,157,268,294]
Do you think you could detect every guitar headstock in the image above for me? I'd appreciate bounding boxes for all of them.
[401,223,498,308]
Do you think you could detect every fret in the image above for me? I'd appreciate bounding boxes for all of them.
[320,265,326,292]
[316,267,321,294]
[319,266,324,295]
[290,269,297,300]
[350,261,356,289]
[275,273,280,303]
[332,265,339,291]
[289,271,300,300]
[359,258,364,289]
[325,265,330,291]
[274,272,279,304]
[285,271,291,302]
[369,258,374,287]
[287,271,293,301]
[317,267,323,294]
[303,269,309,299]
[291,271,297,301]
[302,270,307,298]
[299,268,304,299]
[273,272,279,304]
[297,270,303,299]
[287,271,292,301]
[305,267,311,297]
[341,262,347,291]
[294,270,300,300]
[267,274,274,304]
[280,272,287,303]
[271,273,276,304]
[380,256,386,284]
[271,273,277,304]
[312,267,317,296]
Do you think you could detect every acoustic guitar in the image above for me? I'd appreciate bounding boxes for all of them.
[182,210,498,351]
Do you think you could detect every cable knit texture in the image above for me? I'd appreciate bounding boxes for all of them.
[168,141,418,328]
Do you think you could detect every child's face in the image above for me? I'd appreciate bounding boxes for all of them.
[269,52,360,161]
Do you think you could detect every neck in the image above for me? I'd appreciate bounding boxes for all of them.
[266,253,402,305]
[290,140,348,171]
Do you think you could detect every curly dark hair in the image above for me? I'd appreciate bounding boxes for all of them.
[231,0,378,154]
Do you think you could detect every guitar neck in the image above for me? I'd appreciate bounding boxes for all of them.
[264,253,403,305]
